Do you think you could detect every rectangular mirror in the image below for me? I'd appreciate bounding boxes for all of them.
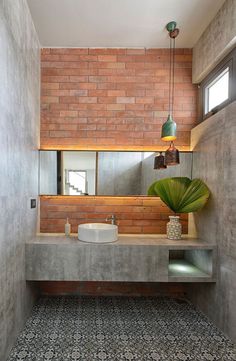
[39,151,193,196]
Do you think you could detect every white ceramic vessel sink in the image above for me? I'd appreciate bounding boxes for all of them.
[78,223,118,243]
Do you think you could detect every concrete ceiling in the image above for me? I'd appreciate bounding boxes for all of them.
[27,0,225,48]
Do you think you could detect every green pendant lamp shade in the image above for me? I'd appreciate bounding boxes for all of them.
[161,21,179,143]
[166,21,177,32]
[161,114,177,142]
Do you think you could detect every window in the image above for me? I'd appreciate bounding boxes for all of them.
[204,67,229,114]
[200,46,236,121]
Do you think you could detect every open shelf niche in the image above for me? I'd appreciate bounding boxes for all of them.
[168,249,215,282]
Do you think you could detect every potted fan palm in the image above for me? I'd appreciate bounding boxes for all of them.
[148,177,210,240]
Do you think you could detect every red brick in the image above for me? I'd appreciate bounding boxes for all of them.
[90,62,125,69]
[98,97,116,104]
[126,49,146,55]
[42,89,70,96]
[41,61,89,69]
[58,54,88,61]
[136,97,154,104]
[59,110,78,117]
[50,48,88,55]
[126,90,145,96]
[78,55,98,62]
[44,68,96,76]
[117,97,135,104]
[98,55,117,62]
[41,82,59,90]
[89,48,126,55]
[69,76,89,82]
[68,104,88,110]
[42,76,70,82]
[79,97,97,104]
[89,76,108,83]
[69,90,88,96]
[86,104,106,110]
[125,104,144,111]
[88,90,107,97]
[41,96,59,103]
[107,90,125,96]
[97,83,117,90]
[107,104,125,111]
[60,83,97,90]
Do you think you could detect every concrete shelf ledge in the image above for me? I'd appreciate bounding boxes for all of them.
[168,259,213,282]
[26,234,217,283]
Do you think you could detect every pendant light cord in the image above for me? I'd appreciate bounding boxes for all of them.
[168,36,175,117]
[171,37,175,119]
[168,37,172,116]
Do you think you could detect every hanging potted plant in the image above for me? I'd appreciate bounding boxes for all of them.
[148,177,210,240]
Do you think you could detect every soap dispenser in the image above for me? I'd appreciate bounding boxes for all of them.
[65,218,71,237]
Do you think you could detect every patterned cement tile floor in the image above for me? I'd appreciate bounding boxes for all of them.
[7,297,236,361]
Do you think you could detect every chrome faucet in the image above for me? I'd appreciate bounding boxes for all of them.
[106,214,117,225]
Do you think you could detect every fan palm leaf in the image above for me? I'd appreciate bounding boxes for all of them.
[148,177,210,213]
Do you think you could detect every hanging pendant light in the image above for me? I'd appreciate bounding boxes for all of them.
[154,152,167,169]
[154,21,180,170]
[165,141,180,166]
[161,21,179,142]
[161,114,176,142]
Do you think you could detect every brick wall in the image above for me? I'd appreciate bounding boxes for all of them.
[40,48,194,234]
[40,196,188,234]
[41,48,197,150]
[34,281,186,298]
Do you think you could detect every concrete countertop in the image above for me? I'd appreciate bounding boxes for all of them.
[27,233,216,249]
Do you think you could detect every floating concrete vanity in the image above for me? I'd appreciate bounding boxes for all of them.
[26,234,217,283]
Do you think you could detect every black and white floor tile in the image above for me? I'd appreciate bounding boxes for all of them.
[7,297,236,361]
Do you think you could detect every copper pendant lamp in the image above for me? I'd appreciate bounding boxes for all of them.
[165,141,180,166]
[154,152,167,169]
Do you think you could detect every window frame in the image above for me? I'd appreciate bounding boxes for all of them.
[199,47,236,122]
[204,66,230,115]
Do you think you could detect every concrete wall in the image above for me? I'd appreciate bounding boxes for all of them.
[193,0,236,83]
[98,152,142,195]
[0,0,40,360]
[141,152,193,195]
[188,101,236,342]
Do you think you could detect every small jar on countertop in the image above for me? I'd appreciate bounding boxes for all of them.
[167,216,182,240]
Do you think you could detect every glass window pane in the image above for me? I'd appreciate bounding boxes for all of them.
[206,68,229,113]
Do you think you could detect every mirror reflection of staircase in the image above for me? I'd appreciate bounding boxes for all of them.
[65,169,87,195]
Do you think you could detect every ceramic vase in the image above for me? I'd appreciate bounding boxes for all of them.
[167,216,182,240]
